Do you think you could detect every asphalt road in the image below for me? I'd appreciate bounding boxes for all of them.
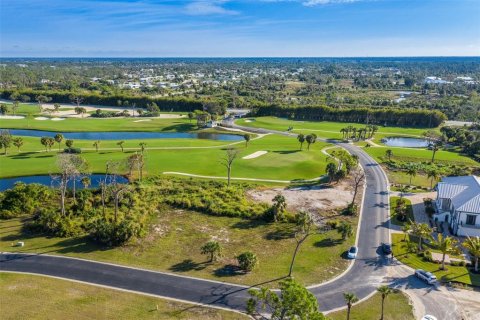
[0,123,391,313]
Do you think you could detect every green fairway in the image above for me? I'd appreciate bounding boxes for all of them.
[0,273,247,320]
[1,209,356,287]
[236,117,433,139]
[392,233,480,287]
[0,116,196,132]
[327,291,414,320]
[0,134,331,180]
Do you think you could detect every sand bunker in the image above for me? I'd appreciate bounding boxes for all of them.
[34,117,49,120]
[133,119,152,122]
[242,151,267,159]
[244,119,253,122]
[51,117,65,121]
[0,115,25,119]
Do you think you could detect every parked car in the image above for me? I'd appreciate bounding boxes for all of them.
[421,315,437,320]
[347,246,358,259]
[415,269,437,285]
[382,243,392,255]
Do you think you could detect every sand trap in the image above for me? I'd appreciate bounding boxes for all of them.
[242,151,267,159]
[34,117,49,120]
[133,119,152,122]
[244,119,253,123]
[51,117,65,121]
[0,115,25,119]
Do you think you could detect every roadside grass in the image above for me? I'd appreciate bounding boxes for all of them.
[391,234,480,287]
[0,134,331,181]
[0,273,247,320]
[327,291,414,320]
[236,116,433,139]
[1,210,356,287]
[390,196,414,226]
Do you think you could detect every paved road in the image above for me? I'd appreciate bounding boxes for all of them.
[0,122,391,313]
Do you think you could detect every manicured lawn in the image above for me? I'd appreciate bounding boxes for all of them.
[236,117,433,140]
[0,134,331,181]
[391,233,480,287]
[1,210,356,287]
[0,116,195,132]
[390,196,414,226]
[327,291,414,320]
[0,273,247,320]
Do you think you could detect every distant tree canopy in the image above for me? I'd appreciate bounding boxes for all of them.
[253,105,447,127]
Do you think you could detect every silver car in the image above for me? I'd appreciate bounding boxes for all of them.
[415,269,437,285]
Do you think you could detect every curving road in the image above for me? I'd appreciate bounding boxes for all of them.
[1,123,391,313]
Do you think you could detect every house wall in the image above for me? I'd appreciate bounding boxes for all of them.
[455,211,480,237]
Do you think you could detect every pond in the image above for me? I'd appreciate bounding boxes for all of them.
[2,129,243,141]
[382,137,430,148]
[0,174,129,192]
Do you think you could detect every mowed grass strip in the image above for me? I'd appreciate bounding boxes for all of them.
[236,116,433,139]
[327,291,414,320]
[0,134,331,181]
[391,233,480,287]
[1,209,355,287]
[0,273,247,320]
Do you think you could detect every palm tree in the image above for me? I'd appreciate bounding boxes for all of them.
[402,221,412,241]
[272,194,287,222]
[340,128,346,139]
[81,176,91,189]
[426,166,440,189]
[297,134,305,150]
[462,236,480,272]
[93,140,100,152]
[343,292,359,320]
[326,162,337,183]
[54,133,64,151]
[305,133,317,150]
[139,142,146,154]
[385,149,393,161]
[377,285,392,320]
[243,134,251,147]
[117,140,125,152]
[337,222,353,240]
[406,163,418,185]
[432,234,458,270]
[201,241,222,262]
[410,221,433,251]
[398,185,409,200]
[12,137,23,152]
[430,141,442,163]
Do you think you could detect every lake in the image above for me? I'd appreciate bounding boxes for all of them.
[2,129,243,141]
[0,174,129,192]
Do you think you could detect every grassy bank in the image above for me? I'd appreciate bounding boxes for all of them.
[1,208,356,287]
[392,233,480,287]
[328,291,414,320]
[0,273,247,320]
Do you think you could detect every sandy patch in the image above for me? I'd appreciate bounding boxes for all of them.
[34,117,49,120]
[51,117,65,121]
[247,180,354,217]
[244,119,253,122]
[242,151,267,159]
[0,115,25,119]
[133,119,152,122]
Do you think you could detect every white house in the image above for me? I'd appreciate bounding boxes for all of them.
[434,176,480,237]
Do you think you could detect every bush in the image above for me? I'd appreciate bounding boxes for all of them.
[0,183,55,219]
[450,260,466,267]
[326,219,340,229]
[90,216,145,246]
[237,251,258,272]
[63,147,82,154]
[342,203,358,216]
[27,210,83,237]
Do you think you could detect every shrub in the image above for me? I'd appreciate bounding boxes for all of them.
[90,216,145,246]
[326,219,340,229]
[63,147,82,154]
[26,210,83,237]
[237,251,258,272]
[342,203,358,216]
[0,183,55,219]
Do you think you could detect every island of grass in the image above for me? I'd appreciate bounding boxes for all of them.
[0,273,247,320]
[389,196,414,226]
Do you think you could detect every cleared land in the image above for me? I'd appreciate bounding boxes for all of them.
[327,291,414,320]
[0,273,246,320]
[1,208,356,286]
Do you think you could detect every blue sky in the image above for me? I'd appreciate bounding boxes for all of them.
[1,0,479,57]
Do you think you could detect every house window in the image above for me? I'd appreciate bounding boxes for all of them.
[466,215,477,226]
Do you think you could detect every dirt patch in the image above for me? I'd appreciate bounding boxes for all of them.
[247,180,354,217]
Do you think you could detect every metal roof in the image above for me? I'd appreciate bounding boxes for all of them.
[437,176,480,214]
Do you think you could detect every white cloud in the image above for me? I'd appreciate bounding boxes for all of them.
[302,0,359,6]
[184,0,239,16]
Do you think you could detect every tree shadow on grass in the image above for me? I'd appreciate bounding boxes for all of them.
[272,150,300,155]
[169,259,209,272]
[231,219,265,230]
[264,225,296,241]
[213,264,243,277]
[160,123,196,132]
[314,237,343,248]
